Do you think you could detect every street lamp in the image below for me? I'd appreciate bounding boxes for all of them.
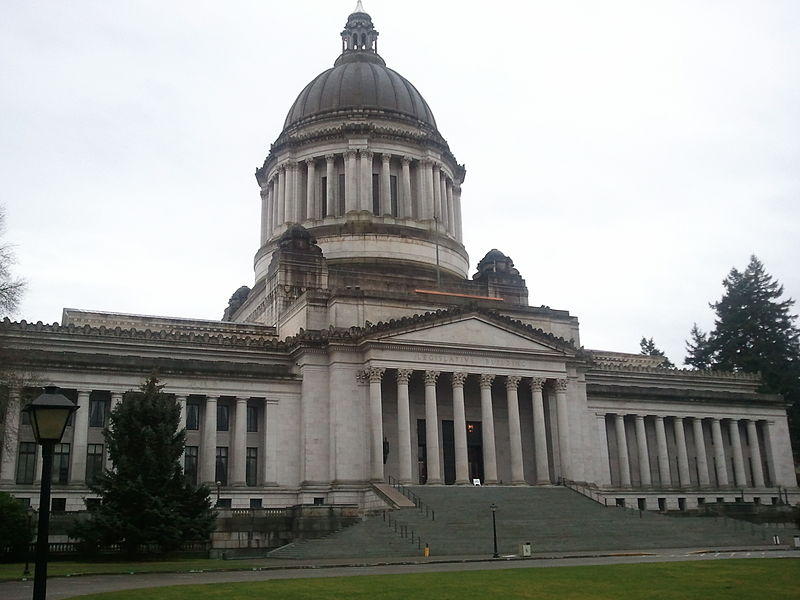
[22,386,78,600]
[23,507,34,578]
[215,481,222,506]
[490,503,499,558]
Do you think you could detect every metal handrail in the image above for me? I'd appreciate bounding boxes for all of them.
[387,475,435,521]
[381,510,426,553]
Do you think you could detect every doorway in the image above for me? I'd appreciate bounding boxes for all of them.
[441,420,484,484]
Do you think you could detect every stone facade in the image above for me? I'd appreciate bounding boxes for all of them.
[0,5,796,512]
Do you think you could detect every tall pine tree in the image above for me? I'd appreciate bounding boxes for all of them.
[639,336,675,368]
[684,256,800,459]
[71,376,215,555]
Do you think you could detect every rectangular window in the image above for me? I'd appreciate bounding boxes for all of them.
[16,442,36,484]
[186,402,200,430]
[215,447,228,486]
[89,398,107,427]
[86,444,104,484]
[338,174,345,213]
[390,175,398,216]
[372,173,380,214]
[217,404,229,432]
[247,405,258,433]
[51,498,67,512]
[250,498,262,509]
[321,176,328,216]
[184,446,198,485]
[53,443,70,484]
[216,498,231,509]
[246,447,258,486]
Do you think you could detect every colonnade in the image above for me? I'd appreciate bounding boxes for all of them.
[601,413,780,489]
[364,368,571,486]
[260,151,463,244]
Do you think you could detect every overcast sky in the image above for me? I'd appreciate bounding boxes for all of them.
[1,0,798,365]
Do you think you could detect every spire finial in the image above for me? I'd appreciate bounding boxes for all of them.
[354,0,365,13]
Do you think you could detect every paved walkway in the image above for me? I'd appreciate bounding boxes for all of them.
[1,547,797,600]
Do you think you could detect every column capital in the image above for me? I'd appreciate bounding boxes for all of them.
[710,416,721,424]
[479,374,495,389]
[381,153,392,163]
[367,366,386,383]
[344,149,358,159]
[325,153,336,163]
[402,155,413,165]
[505,375,521,390]
[634,414,645,422]
[420,157,433,166]
[530,377,546,392]
[305,157,316,166]
[423,370,440,385]
[111,391,124,401]
[396,369,413,385]
[360,149,374,160]
[355,370,368,385]
[277,164,287,173]
[235,396,249,403]
[654,415,665,422]
[174,394,187,402]
[554,378,568,392]
[451,371,468,387]
[286,160,298,171]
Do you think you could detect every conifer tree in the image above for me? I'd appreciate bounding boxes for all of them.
[639,336,675,368]
[70,376,215,555]
[684,324,713,370]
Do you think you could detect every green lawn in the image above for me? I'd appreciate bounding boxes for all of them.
[0,558,265,582]
[70,559,800,600]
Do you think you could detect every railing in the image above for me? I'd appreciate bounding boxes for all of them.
[380,509,427,554]
[561,479,608,506]
[1,540,210,559]
[226,508,292,518]
[387,475,435,521]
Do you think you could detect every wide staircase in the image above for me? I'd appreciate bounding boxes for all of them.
[268,486,789,559]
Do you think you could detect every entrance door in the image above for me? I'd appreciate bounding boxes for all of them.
[467,421,484,483]
[416,419,427,484]
[442,420,455,484]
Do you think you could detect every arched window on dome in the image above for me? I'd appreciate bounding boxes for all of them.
[352,33,358,49]
[361,32,367,49]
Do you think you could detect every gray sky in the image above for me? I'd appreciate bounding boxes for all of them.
[1,0,798,365]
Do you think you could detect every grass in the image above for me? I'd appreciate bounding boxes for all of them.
[0,558,265,582]
[68,558,800,600]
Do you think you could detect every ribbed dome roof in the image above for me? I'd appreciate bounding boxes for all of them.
[283,56,437,130]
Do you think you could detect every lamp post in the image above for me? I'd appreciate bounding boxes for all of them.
[23,508,34,577]
[22,386,78,600]
[215,481,221,506]
[490,503,499,558]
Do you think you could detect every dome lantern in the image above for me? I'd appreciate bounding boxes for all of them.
[339,1,380,58]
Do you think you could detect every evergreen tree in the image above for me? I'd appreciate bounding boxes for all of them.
[70,376,215,555]
[684,256,800,459]
[639,336,675,368]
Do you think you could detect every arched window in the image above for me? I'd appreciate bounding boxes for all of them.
[352,33,358,48]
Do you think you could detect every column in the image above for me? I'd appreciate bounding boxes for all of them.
[358,150,372,212]
[451,372,469,485]
[262,400,278,485]
[380,153,391,215]
[453,183,463,242]
[634,415,651,487]
[344,150,358,213]
[287,162,299,223]
[554,379,571,480]
[271,178,279,233]
[423,159,435,220]
[201,395,218,485]
[446,180,456,236]
[505,376,525,485]
[396,369,414,484]
[596,413,611,485]
[367,366,385,482]
[401,156,412,218]
[615,414,631,487]
[692,417,711,487]
[654,415,671,487]
[439,172,449,231]
[325,154,336,217]
[728,419,746,487]
[673,417,691,488]
[0,384,21,483]
[276,166,286,226]
[260,186,269,246]
[70,390,91,485]
[711,418,729,487]
[305,158,316,221]
[231,397,248,486]
[423,371,442,484]
[530,378,549,484]
[173,394,186,472]
[432,165,441,223]
[479,374,498,485]
[747,420,765,488]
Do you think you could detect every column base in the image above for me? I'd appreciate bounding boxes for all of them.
[535,479,552,486]
[425,479,443,485]
[509,480,528,486]
[454,479,470,485]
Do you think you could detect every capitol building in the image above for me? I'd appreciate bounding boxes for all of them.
[1,3,796,513]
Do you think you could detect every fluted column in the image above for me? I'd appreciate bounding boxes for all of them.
[344,150,358,213]
[596,413,611,485]
[654,416,671,487]
[432,165,441,224]
[453,183,463,241]
[201,395,218,485]
[446,180,456,236]
[710,418,729,487]
[451,372,469,485]
[615,414,631,487]
[423,159,435,220]
[505,376,525,485]
[271,177,279,233]
[423,370,442,484]
[479,374,498,485]
[634,415,651,487]
[728,419,746,487]
[359,150,373,212]
[674,417,691,488]
[530,378,549,484]
[285,162,297,223]
[367,366,386,482]
[230,397,248,486]
[276,166,286,226]
[554,379,571,479]
[440,173,449,232]
[401,156,412,218]
[70,390,91,485]
[260,186,269,246]
[0,384,21,483]
[692,417,711,487]
[396,369,413,484]
[305,158,316,221]
[380,153,391,215]
[263,400,278,485]
[325,154,336,216]
[747,420,765,487]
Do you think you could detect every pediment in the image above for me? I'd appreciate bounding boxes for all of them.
[376,317,567,355]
